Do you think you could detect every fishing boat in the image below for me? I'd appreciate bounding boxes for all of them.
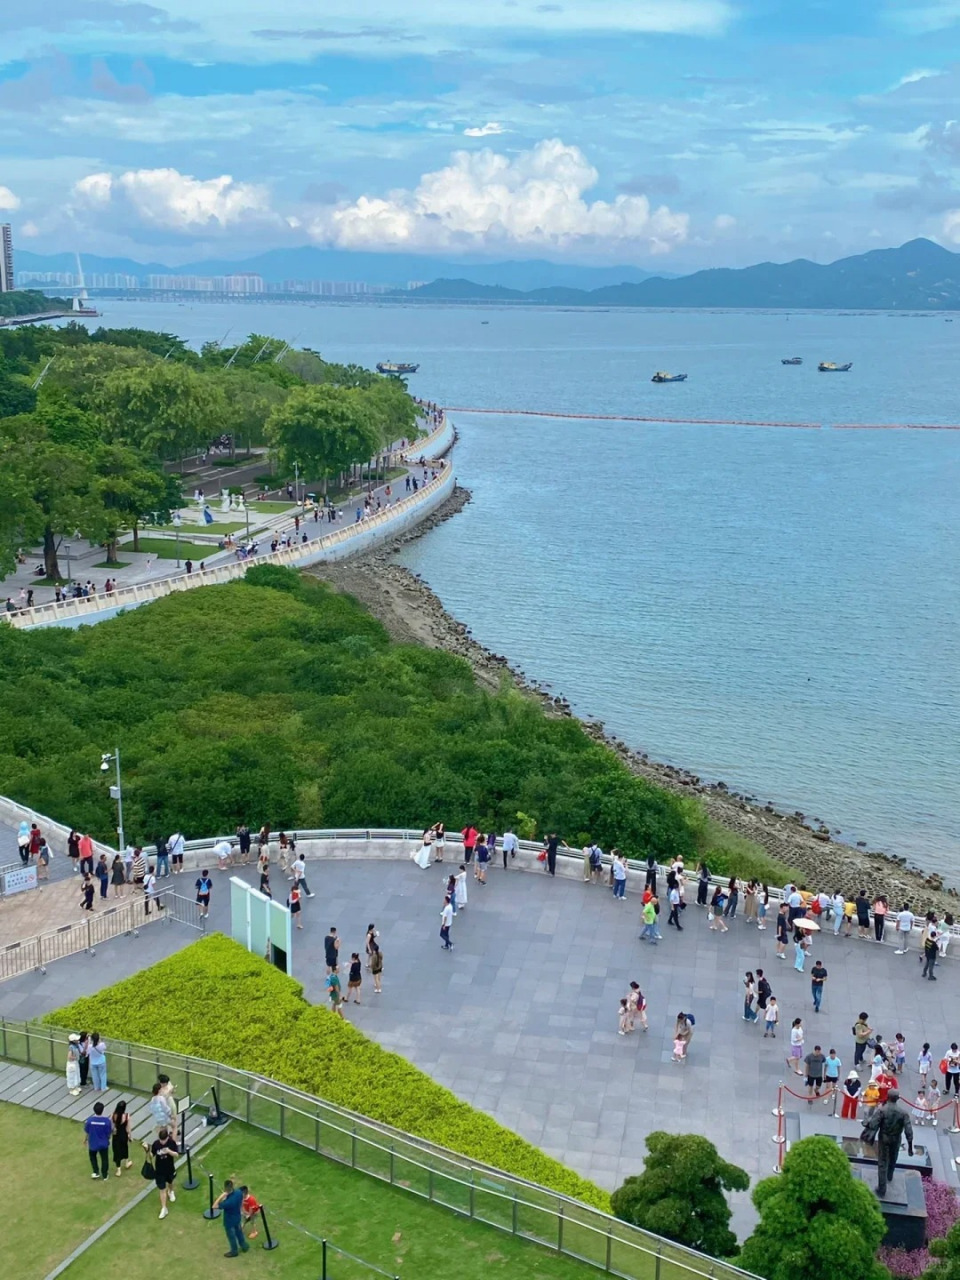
[818,361,852,372]
[377,361,420,376]
[781,357,803,365]
[651,371,687,383]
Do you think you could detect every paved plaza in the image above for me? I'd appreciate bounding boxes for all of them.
[2,853,959,1235]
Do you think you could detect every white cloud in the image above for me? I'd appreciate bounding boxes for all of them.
[713,213,736,231]
[940,209,960,243]
[306,138,690,254]
[20,220,39,237]
[0,185,21,210]
[463,122,506,138]
[71,166,275,230]
[889,68,942,90]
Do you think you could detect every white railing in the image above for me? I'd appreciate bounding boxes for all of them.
[4,462,455,631]
[2,799,951,953]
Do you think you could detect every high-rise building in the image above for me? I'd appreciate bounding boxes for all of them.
[0,224,13,293]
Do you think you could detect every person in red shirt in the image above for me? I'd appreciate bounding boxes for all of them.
[876,1071,899,1104]
[461,826,478,864]
[241,1190,261,1238]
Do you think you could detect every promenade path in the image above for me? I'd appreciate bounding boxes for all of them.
[2,851,958,1237]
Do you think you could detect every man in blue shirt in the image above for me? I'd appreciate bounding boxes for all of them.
[213,1178,250,1257]
[83,1101,113,1179]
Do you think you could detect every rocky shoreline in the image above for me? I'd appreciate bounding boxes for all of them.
[313,486,956,914]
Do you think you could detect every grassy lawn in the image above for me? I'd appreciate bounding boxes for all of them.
[93,560,132,569]
[143,521,251,536]
[65,1122,603,1280]
[250,500,296,513]
[119,538,223,560]
[0,1102,142,1280]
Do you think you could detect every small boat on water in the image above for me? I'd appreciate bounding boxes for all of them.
[781,357,803,365]
[651,371,687,383]
[818,361,853,372]
[377,361,420,376]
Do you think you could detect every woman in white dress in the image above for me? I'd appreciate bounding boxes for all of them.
[412,828,432,870]
[454,864,468,910]
[66,1033,82,1096]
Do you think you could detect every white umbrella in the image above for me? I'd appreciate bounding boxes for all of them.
[794,917,821,931]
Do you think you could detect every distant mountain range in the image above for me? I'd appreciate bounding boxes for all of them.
[405,239,960,310]
[14,247,671,292]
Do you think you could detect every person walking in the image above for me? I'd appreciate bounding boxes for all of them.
[440,895,454,950]
[454,864,468,911]
[110,855,125,897]
[894,903,914,954]
[475,836,489,885]
[195,870,212,919]
[66,1033,82,1096]
[775,904,789,956]
[872,894,888,942]
[708,885,727,932]
[612,852,627,901]
[618,998,631,1035]
[841,1070,862,1119]
[804,1045,826,1103]
[628,982,648,1031]
[501,828,517,867]
[148,1129,178,1218]
[88,1033,107,1091]
[787,1018,804,1075]
[668,881,684,930]
[922,915,940,980]
[543,832,567,876]
[696,860,711,906]
[111,1100,133,1175]
[793,927,810,972]
[943,1044,960,1094]
[83,1101,113,1179]
[365,923,379,969]
[346,953,363,1004]
[78,831,95,876]
[672,1012,694,1063]
[640,895,659,944]
[68,828,81,873]
[80,875,95,912]
[723,877,739,920]
[743,972,758,1022]
[370,940,383,993]
[853,1013,874,1067]
[326,968,345,1018]
[756,969,771,1017]
[290,852,314,897]
[810,959,828,1012]
[324,927,340,973]
[763,996,779,1038]
[213,1179,250,1257]
[287,884,303,928]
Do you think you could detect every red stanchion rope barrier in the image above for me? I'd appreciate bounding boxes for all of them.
[770,1080,960,1172]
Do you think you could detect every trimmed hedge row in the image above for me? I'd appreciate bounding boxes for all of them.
[47,934,609,1210]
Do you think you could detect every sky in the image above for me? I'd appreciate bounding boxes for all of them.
[3,0,960,269]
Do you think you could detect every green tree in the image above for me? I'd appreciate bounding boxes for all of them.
[930,1219,960,1278]
[91,444,182,560]
[43,343,154,413]
[611,1132,748,1258]
[214,367,288,454]
[90,328,196,361]
[0,428,102,579]
[266,383,380,490]
[739,1136,887,1280]
[0,368,37,418]
[97,361,227,461]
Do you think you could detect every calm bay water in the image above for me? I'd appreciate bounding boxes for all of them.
[103,298,960,874]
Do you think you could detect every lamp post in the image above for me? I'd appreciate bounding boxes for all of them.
[173,511,182,569]
[293,460,300,507]
[100,748,124,854]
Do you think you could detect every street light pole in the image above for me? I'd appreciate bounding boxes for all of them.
[102,748,124,853]
[173,511,182,569]
[294,460,300,506]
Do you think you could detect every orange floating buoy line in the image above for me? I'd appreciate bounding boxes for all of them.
[444,407,960,431]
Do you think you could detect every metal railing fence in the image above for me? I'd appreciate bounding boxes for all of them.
[0,1019,755,1280]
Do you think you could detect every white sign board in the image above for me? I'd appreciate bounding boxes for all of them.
[2,865,38,896]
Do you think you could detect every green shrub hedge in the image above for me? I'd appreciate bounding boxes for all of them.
[46,934,609,1210]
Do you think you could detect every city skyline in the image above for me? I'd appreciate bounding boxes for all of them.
[4,2,960,268]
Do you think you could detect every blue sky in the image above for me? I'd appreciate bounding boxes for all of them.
[2,0,960,268]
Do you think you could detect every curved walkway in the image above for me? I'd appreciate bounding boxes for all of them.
[5,414,457,631]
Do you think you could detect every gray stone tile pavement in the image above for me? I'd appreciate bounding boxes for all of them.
[2,856,960,1238]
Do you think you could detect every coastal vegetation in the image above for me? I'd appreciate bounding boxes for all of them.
[0,324,420,580]
[0,288,70,319]
[47,934,610,1209]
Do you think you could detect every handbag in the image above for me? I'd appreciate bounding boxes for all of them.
[536,851,547,863]
[707,910,715,921]
[141,1158,156,1180]
[940,1058,950,1076]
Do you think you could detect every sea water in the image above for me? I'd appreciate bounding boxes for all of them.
[99,299,960,874]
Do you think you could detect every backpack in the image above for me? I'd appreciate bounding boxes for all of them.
[589,846,602,868]
[685,1013,696,1027]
